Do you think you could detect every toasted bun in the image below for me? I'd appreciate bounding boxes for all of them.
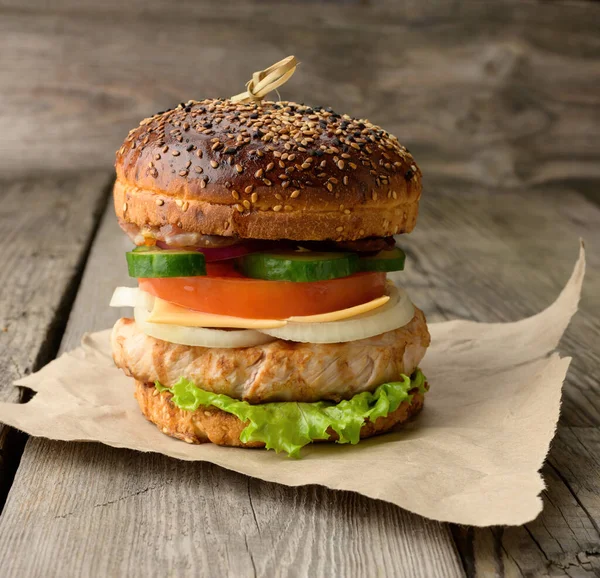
[114,99,422,241]
[134,380,425,448]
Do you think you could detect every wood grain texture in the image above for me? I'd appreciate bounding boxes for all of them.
[0,172,111,496]
[402,187,600,577]
[406,187,600,427]
[0,204,464,578]
[1,183,598,577]
[454,458,600,576]
[0,0,599,575]
[0,0,598,202]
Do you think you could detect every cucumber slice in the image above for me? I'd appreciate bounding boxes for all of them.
[126,247,206,278]
[358,247,406,272]
[238,251,359,282]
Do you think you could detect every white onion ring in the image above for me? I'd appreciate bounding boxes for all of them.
[110,287,275,348]
[109,286,139,308]
[257,283,414,343]
[134,294,276,348]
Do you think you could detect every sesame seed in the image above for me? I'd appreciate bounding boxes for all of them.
[290,190,300,198]
[336,226,343,232]
[210,160,219,168]
[263,178,272,186]
[182,202,189,211]
[172,150,180,156]
[275,193,283,200]
[194,166,203,173]
[122,202,127,212]
[326,182,333,192]
[243,200,251,209]
[372,191,378,201]
[245,185,254,194]
[235,204,244,213]
[232,190,240,200]
[344,209,351,214]
[273,205,283,212]
[175,199,183,207]
[337,160,345,170]
[156,199,164,206]
[179,170,188,176]
[251,192,258,203]
[266,162,275,171]
[255,168,264,178]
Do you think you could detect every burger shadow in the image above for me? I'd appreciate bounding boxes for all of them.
[302,414,427,459]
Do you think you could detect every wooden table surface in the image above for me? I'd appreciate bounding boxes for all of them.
[1,1,599,576]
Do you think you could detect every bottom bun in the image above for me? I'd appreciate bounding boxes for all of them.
[134,380,425,449]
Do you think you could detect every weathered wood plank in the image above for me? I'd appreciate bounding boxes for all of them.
[462,459,600,577]
[0,2,598,574]
[0,203,465,578]
[402,187,600,577]
[454,452,600,577]
[2,183,599,576]
[407,187,600,427]
[0,1,598,203]
[0,172,111,501]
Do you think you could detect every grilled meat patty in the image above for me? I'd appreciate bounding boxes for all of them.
[111,308,430,404]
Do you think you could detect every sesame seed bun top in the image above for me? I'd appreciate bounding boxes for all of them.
[114,99,422,242]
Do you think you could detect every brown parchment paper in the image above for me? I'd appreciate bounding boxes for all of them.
[0,246,585,526]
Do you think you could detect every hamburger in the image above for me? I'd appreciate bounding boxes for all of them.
[110,77,430,457]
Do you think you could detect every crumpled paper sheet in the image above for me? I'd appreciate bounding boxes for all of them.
[0,246,585,526]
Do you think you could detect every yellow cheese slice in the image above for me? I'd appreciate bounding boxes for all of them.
[146,296,287,329]
[286,294,390,323]
[144,291,390,329]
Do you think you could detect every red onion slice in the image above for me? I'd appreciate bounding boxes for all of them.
[155,240,257,262]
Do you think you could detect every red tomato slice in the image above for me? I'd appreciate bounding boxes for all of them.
[138,263,386,319]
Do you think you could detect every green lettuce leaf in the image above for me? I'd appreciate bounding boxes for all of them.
[156,369,427,458]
